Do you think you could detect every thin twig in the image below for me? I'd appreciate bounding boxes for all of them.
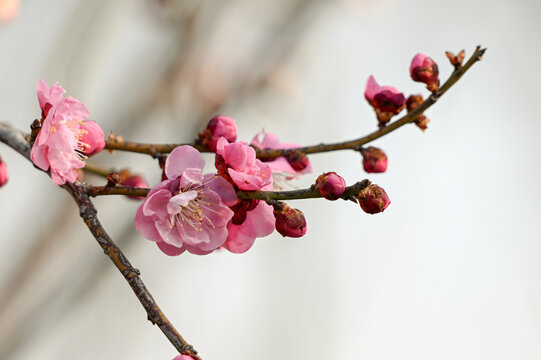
[104,46,486,158]
[0,124,201,359]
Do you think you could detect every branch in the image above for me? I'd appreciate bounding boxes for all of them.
[104,46,486,158]
[87,180,371,203]
[0,123,201,359]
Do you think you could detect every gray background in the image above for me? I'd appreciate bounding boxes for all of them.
[0,0,540,359]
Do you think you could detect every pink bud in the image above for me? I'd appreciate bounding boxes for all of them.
[119,170,149,200]
[286,150,309,171]
[357,184,390,214]
[365,75,406,126]
[361,147,388,173]
[315,172,346,200]
[173,355,196,360]
[410,53,440,92]
[0,156,8,187]
[199,115,237,152]
[274,205,307,238]
[80,120,105,156]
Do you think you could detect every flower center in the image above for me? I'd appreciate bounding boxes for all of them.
[168,189,219,232]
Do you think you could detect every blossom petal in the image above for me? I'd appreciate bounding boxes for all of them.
[157,241,185,256]
[203,174,238,206]
[165,146,205,179]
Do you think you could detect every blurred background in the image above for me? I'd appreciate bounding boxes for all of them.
[0,0,540,359]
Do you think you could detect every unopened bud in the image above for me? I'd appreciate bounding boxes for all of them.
[274,204,307,238]
[106,173,120,187]
[119,170,149,200]
[80,120,105,156]
[315,172,346,200]
[286,150,309,171]
[0,156,8,187]
[410,53,440,92]
[357,184,390,214]
[361,147,388,173]
[198,115,237,152]
[406,94,430,131]
[445,50,465,68]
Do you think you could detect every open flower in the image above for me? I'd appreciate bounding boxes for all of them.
[365,75,406,127]
[215,137,275,253]
[135,146,237,256]
[31,79,103,185]
[251,131,312,185]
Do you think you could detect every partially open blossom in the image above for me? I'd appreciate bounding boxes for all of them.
[198,115,237,152]
[215,137,275,253]
[365,75,406,127]
[410,53,440,92]
[0,156,8,187]
[31,79,98,185]
[119,169,149,200]
[274,203,307,238]
[251,131,312,182]
[315,172,346,200]
[0,0,18,23]
[357,184,390,214]
[406,94,429,131]
[361,147,388,173]
[80,120,105,156]
[135,146,237,256]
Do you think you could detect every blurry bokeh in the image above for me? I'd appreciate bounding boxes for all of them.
[1,0,540,359]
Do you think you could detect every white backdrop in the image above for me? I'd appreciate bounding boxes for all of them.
[0,0,540,359]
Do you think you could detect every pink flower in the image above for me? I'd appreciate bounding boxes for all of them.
[135,146,237,256]
[215,137,275,253]
[410,53,440,92]
[31,79,98,185]
[198,115,237,152]
[251,131,313,181]
[365,75,406,127]
[315,172,346,200]
[0,0,18,23]
[0,156,8,187]
[80,120,105,156]
[361,147,388,173]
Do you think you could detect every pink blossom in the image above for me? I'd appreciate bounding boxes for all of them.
[135,146,237,256]
[365,75,406,126]
[198,115,237,152]
[410,53,439,92]
[0,156,8,187]
[215,137,276,253]
[0,0,18,23]
[80,120,105,156]
[31,79,97,185]
[251,131,312,180]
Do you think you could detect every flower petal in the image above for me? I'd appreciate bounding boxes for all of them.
[165,146,205,180]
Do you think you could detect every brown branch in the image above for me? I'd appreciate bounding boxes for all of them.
[104,46,486,159]
[0,123,201,359]
[87,180,371,203]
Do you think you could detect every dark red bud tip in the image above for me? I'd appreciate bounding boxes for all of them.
[198,115,237,152]
[315,172,346,200]
[286,150,309,171]
[357,184,390,214]
[361,147,388,173]
[274,205,307,238]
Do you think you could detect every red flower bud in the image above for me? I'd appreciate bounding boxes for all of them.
[119,170,149,200]
[406,94,430,131]
[410,53,440,92]
[198,115,237,152]
[0,156,8,187]
[315,172,346,200]
[357,184,390,214]
[80,120,105,156]
[361,147,388,173]
[286,150,309,171]
[274,204,307,238]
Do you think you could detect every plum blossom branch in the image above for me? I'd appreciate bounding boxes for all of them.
[87,179,371,202]
[0,123,201,360]
[104,46,486,159]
